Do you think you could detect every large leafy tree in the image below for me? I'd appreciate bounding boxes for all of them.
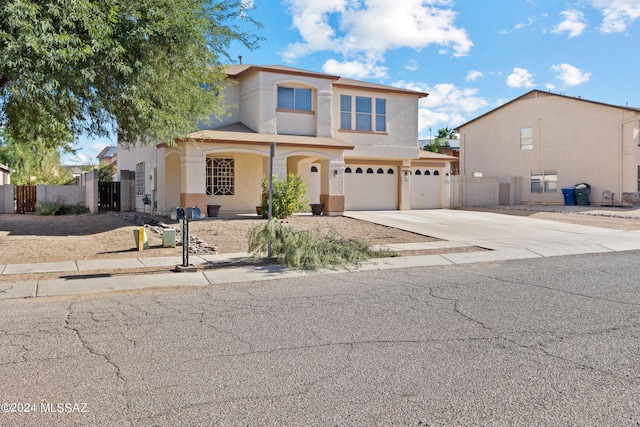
[0,0,262,149]
[0,129,74,184]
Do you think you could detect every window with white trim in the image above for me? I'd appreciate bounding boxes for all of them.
[340,95,387,132]
[375,98,386,132]
[521,127,533,150]
[340,95,351,130]
[531,170,557,193]
[206,158,235,195]
[277,87,312,111]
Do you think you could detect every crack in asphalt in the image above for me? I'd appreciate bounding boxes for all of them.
[63,301,134,427]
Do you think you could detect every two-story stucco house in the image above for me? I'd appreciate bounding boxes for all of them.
[456,90,640,207]
[118,64,457,216]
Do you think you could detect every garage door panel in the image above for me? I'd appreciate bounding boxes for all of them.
[411,168,442,209]
[345,166,397,210]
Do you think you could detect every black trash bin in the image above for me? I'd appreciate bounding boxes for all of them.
[562,187,576,205]
[574,183,590,205]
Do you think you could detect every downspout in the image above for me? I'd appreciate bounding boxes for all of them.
[619,115,640,204]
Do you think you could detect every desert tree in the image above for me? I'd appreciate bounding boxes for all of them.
[0,0,263,152]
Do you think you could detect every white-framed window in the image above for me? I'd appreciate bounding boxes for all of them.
[277,87,312,111]
[521,127,533,150]
[531,170,557,193]
[206,158,235,196]
[340,95,386,132]
[356,96,372,131]
[375,98,386,132]
[135,162,145,196]
[340,95,351,130]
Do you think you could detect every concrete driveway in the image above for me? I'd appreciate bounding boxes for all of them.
[345,209,640,257]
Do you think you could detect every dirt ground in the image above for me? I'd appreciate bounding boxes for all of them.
[1,206,639,267]
[0,212,435,265]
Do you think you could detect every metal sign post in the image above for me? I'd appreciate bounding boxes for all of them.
[181,217,189,267]
[268,142,275,259]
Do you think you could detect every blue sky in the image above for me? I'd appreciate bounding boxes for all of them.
[65,0,640,164]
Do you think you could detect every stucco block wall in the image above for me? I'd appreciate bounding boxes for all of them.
[0,185,13,213]
[460,91,640,206]
[36,185,85,206]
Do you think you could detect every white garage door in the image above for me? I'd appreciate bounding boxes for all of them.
[411,167,442,209]
[345,165,398,210]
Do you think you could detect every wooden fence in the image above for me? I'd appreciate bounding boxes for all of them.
[15,185,37,214]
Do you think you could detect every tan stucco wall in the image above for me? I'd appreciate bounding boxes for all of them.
[459,92,640,205]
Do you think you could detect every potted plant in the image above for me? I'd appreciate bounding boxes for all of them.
[207,204,221,217]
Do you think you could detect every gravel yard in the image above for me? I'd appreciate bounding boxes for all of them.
[1,206,639,267]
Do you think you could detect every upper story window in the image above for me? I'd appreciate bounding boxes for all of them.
[340,95,386,133]
[340,95,352,130]
[277,87,312,111]
[376,98,386,132]
[356,96,372,131]
[520,127,533,150]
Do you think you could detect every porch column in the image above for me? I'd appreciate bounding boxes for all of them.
[180,154,207,209]
[320,159,345,216]
[443,162,452,209]
[399,162,412,210]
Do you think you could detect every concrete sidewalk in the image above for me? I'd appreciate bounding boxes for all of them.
[2,208,640,300]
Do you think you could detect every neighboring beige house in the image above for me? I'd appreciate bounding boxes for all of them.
[118,64,457,216]
[0,164,11,185]
[97,146,118,168]
[456,90,640,206]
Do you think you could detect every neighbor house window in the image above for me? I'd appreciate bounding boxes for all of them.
[531,170,557,193]
[521,127,533,150]
[206,158,234,196]
[135,162,145,196]
[340,95,387,132]
[277,87,312,111]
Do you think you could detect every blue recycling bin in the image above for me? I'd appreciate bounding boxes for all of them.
[562,187,576,205]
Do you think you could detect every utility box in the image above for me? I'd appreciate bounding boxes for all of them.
[162,228,176,248]
[133,227,149,250]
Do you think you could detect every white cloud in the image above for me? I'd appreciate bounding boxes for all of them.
[404,59,419,72]
[501,16,536,34]
[465,70,483,82]
[552,10,587,37]
[589,0,640,33]
[551,63,591,86]
[322,57,388,79]
[283,0,472,64]
[393,80,489,133]
[506,68,535,88]
[515,16,536,30]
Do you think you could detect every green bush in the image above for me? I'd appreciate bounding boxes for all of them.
[247,221,394,270]
[260,173,309,219]
[36,201,90,215]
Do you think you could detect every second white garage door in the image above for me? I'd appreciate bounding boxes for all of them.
[345,166,397,210]
[410,167,442,209]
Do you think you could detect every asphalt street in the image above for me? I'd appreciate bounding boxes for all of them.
[1,251,639,426]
